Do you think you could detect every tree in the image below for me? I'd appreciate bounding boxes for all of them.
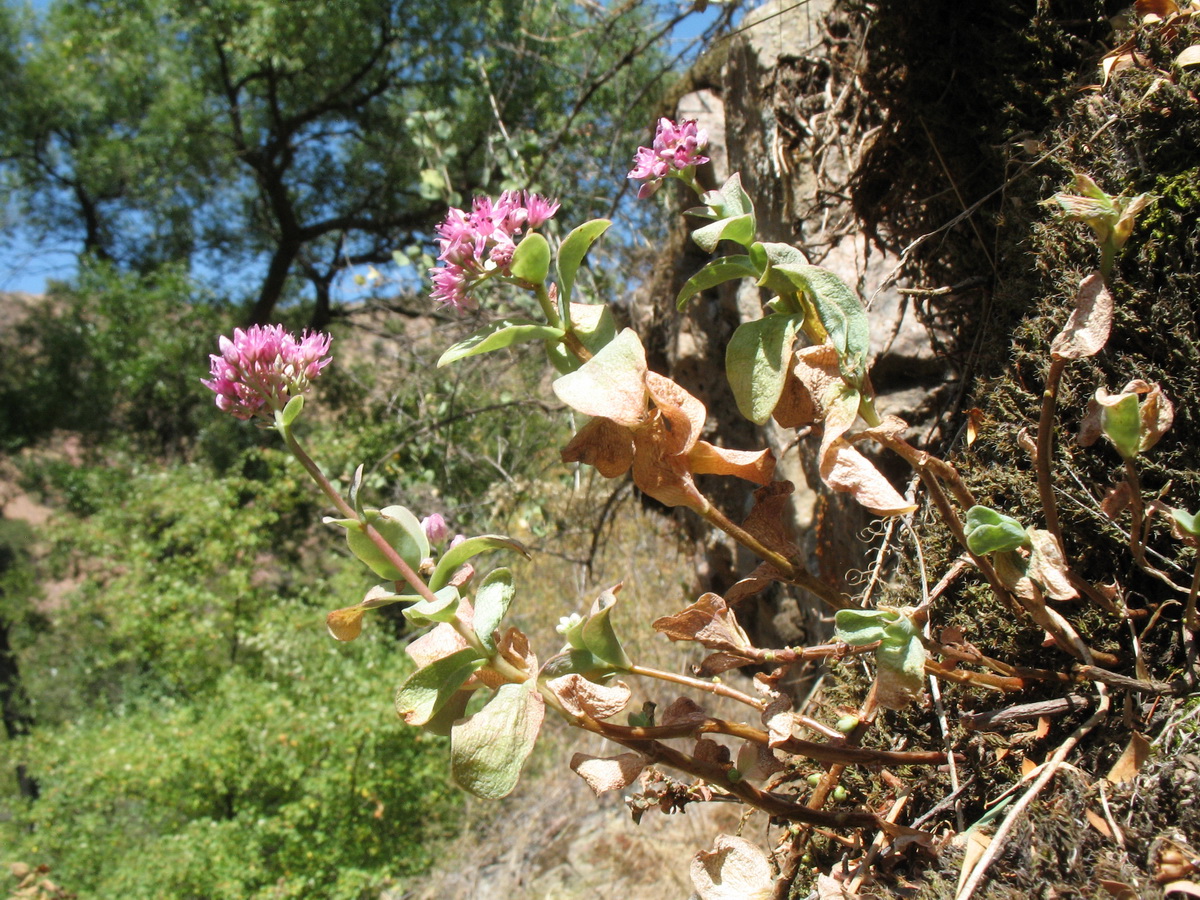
[0,0,699,326]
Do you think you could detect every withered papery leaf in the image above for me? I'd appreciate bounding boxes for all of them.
[560,416,634,477]
[791,344,842,421]
[1026,529,1079,600]
[724,564,779,605]
[631,413,706,510]
[1137,382,1174,451]
[691,835,774,900]
[653,593,753,653]
[406,620,470,668]
[660,696,709,728]
[1051,272,1112,360]
[696,651,756,676]
[820,440,918,516]
[693,737,730,767]
[570,752,646,796]
[645,371,706,455]
[547,674,632,720]
[762,695,795,748]
[688,442,776,485]
[741,481,801,561]
[326,606,366,642]
[552,327,648,426]
[772,356,818,428]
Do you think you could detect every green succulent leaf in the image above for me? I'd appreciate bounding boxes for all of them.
[279,394,304,427]
[581,590,632,670]
[770,264,870,386]
[509,231,551,284]
[473,567,515,653]
[725,315,798,425]
[964,506,1030,556]
[401,585,462,627]
[451,681,545,799]
[833,608,896,646]
[437,319,565,367]
[692,214,756,253]
[675,255,760,310]
[344,505,429,580]
[1171,508,1200,539]
[1101,392,1142,460]
[394,647,486,727]
[557,218,611,313]
[429,534,530,592]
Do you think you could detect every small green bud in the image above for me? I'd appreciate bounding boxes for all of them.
[835,715,860,734]
[726,767,742,783]
[832,785,849,801]
[806,773,822,787]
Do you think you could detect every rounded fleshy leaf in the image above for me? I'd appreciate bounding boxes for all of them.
[394,647,486,727]
[557,218,611,309]
[676,255,760,310]
[428,534,529,592]
[964,506,1030,555]
[552,328,648,426]
[437,319,565,367]
[345,505,429,580]
[451,681,545,799]
[509,231,551,284]
[473,567,515,653]
[725,315,798,425]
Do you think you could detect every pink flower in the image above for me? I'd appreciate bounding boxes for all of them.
[420,513,450,545]
[627,117,710,199]
[203,325,332,420]
[428,190,560,311]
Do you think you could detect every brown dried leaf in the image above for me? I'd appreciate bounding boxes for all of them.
[326,606,366,642]
[735,742,784,783]
[762,695,795,748]
[497,627,537,673]
[1086,808,1114,839]
[725,564,779,605]
[1051,272,1113,359]
[967,407,984,446]
[691,835,774,900]
[1138,382,1174,451]
[660,696,709,727]
[645,371,706,455]
[696,651,756,676]
[1101,481,1133,519]
[1026,529,1079,600]
[653,593,752,653]
[1178,44,1200,67]
[547,674,632,720]
[630,413,705,510]
[740,481,800,560]
[688,441,775,485]
[792,343,842,419]
[821,439,918,516]
[693,737,730,767]
[1106,731,1150,783]
[1137,0,1180,18]
[772,357,819,428]
[570,752,646,796]
[560,416,634,478]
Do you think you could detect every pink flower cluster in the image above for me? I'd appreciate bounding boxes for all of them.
[430,190,560,312]
[203,325,332,420]
[627,117,710,199]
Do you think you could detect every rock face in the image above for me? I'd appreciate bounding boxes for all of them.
[632,1,945,642]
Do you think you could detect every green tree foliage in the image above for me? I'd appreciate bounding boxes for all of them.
[0,0,681,325]
[1,452,460,898]
[0,263,228,453]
